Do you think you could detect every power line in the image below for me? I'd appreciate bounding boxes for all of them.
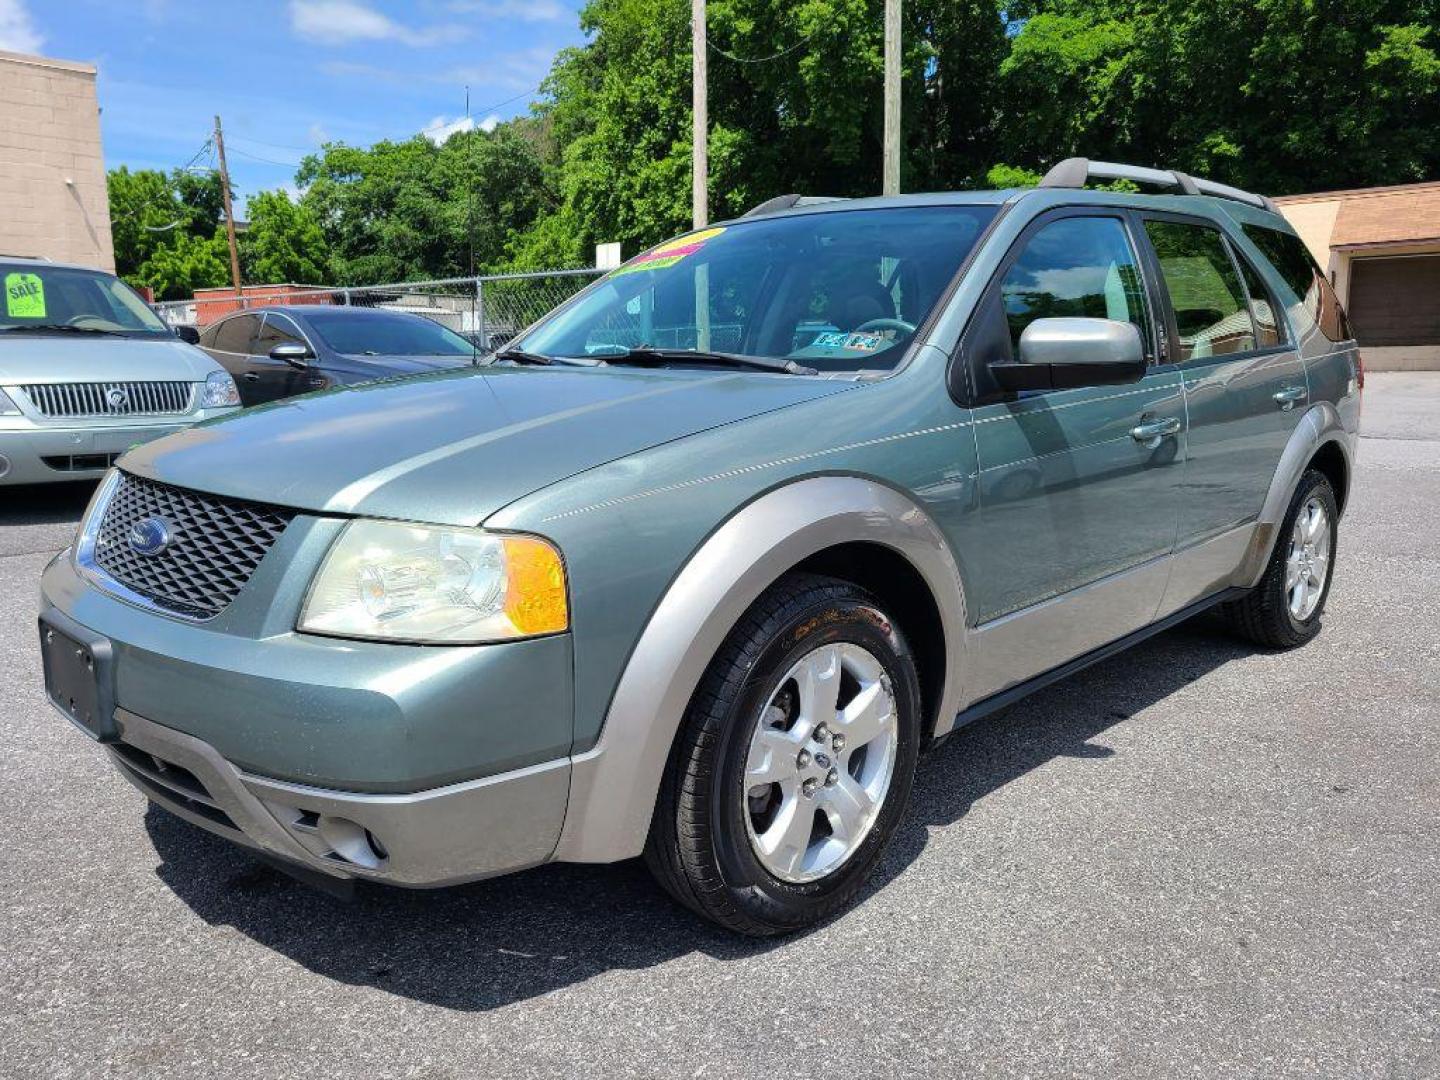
[230,134,314,153]
[109,138,215,224]
[226,144,304,168]
[465,87,538,117]
[707,25,823,64]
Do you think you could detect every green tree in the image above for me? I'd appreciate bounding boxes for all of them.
[994,0,1440,193]
[107,165,230,296]
[296,123,552,282]
[240,190,329,284]
[537,0,1009,255]
[137,228,232,301]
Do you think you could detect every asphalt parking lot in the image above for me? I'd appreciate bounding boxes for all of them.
[2,373,1437,1079]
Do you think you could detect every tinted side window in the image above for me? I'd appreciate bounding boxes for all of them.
[256,314,306,353]
[1234,248,1282,347]
[1144,220,1255,361]
[198,323,219,348]
[213,314,258,353]
[1241,224,1351,342]
[999,216,1151,352]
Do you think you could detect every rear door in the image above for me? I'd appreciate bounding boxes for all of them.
[1136,213,1307,611]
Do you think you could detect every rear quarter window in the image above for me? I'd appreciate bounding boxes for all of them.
[1241,224,1352,343]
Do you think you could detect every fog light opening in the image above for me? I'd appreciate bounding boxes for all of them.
[365,829,388,861]
[316,813,388,870]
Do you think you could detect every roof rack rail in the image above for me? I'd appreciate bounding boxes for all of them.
[1038,158,1279,213]
[742,193,849,218]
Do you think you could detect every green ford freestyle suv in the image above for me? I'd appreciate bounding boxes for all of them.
[39,160,1361,934]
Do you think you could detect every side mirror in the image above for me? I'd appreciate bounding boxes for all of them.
[992,317,1146,392]
[270,342,313,368]
[173,324,200,345]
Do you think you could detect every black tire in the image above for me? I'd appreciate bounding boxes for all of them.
[644,572,923,936]
[1221,469,1339,649]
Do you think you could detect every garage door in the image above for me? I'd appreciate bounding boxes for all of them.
[1347,256,1440,346]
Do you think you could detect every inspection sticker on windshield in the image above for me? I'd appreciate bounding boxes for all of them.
[613,227,726,277]
[812,331,884,352]
[5,272,45,318]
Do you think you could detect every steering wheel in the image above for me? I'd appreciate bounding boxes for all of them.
[66,315,114,329]
[852,317,916,336]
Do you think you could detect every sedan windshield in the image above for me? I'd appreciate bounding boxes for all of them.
[303,309,476,356]
[0,262,170,336]
[518,204,997,373]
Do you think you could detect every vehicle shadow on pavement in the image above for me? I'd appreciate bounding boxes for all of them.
[145,619,1252,1011]
[0,482,93,526]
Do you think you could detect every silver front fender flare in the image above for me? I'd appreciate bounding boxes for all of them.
[553,476,969,864]
[1236,402,1355,589]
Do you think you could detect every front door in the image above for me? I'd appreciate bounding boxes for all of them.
[246,312,314,404]
[958,210,1187,699]
[201,312,261,402]
[1135,214,1309,612]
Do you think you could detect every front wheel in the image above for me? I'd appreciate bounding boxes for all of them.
[1222,468,1339,648]
[644,573,922,935]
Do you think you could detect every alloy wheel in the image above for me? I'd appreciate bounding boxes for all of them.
[1286,496,1331,621]
[742,642,899,883]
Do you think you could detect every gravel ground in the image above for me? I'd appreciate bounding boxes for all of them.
[1,373,1436,1079]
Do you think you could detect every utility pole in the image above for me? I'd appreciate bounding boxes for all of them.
[213,115,243,297]
[691,0,707,229]
[882,0,901,196]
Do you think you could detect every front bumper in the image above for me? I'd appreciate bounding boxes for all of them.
[105,707,569,886]
[0,415,234,485]
[41,525,578,887]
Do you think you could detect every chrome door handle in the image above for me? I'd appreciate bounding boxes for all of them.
[1273,386,1308,410]
[242,372,260,381]
[1130,416,1182,443]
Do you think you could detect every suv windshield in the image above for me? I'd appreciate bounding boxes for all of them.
[303,309,476,356]
[518,205,997,373]
[0,262,170,336]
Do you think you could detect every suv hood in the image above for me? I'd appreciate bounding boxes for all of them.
[121,365,855,525]
[0,334,219,383]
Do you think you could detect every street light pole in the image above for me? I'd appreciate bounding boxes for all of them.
[882,0,901,196]
[692,0,708,229]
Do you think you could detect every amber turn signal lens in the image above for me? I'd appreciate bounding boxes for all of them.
[502,535,569,636]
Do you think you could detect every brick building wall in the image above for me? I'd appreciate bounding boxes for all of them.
[0,50,114,271]
[1276,182,1440,371]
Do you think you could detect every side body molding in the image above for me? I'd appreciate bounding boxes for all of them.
[1236,401,1355,589]
[554,476,970,864]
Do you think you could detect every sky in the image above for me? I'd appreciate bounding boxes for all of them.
[2,0,589,212]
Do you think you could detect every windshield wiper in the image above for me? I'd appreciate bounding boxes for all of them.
[591,346,817,376]
[0,323,126,336]
[492,348,556,366]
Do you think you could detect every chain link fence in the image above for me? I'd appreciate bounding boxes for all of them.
[154,268,604,351]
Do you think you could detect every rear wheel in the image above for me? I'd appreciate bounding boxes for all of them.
[644,573,922,935]
[1222,469,1338,648]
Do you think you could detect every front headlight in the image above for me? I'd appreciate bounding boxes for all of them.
[298,520,569,644]
[200,371,241,408]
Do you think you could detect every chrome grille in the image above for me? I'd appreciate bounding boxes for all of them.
[91,473,296,619]
[21,381,194,419]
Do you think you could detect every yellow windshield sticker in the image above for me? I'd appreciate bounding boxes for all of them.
[5,272,45,318]
[613,227,726,277]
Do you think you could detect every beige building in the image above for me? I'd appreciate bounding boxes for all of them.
[0,49,113,272]
[1275,182,1440,371]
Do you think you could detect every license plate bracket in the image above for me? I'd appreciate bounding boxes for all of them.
[39,611,118,741]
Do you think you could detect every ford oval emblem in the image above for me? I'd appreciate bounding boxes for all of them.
[127,516,173,556]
